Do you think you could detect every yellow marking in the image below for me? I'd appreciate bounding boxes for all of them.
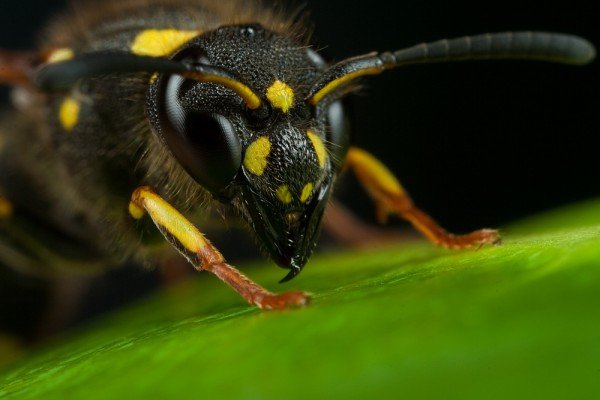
[346,148,404,197]
[300,183,314,203]
[266,80,295,113]
[286,212,300,224]
[129,202,146,220]
[130,29,261,109]
[0,197,13,219]
[276,185,293,204]
[184,72,262,110]
[130,187,210,254]
[149,73,159,85]
[47,48,74,64]
[309,67,383,105]
[244,137,271,176]
[307,130,327,168]
[131,29,200,57]
[59,97,80,132]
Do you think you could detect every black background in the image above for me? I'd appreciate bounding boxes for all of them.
[0,0,599,339]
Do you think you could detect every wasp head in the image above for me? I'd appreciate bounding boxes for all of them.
[148,25,350,281]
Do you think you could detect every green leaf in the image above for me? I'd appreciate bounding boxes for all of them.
[2,199,600,399]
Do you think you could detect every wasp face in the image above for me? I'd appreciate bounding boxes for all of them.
[239,123,334,282]
[149,25,350,280]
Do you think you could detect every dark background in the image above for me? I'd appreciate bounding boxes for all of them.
[0,0,598,340]
[307,0,599,228]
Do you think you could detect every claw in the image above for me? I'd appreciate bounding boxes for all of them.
[254,291,311,310]
[438,228,502,250]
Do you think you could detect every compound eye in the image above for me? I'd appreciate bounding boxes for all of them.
[326,100,351,170]
[158,74,242,194]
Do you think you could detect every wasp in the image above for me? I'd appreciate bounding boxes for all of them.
[0,0,595,310]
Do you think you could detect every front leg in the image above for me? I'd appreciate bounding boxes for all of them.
[345,148,501,249]
[129,187,309,310]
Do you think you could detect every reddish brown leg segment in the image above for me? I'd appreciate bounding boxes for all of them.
[129,187,309,310]
[207,263,309,310]
[345,148,501,249]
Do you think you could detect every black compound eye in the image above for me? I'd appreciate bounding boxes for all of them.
[158,74,242,195]
[326,100,351,170]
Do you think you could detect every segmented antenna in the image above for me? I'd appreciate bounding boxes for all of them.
[34,53,186,91]
[385,31,595,66]
[308,31,596,104]
[35,52,263,109]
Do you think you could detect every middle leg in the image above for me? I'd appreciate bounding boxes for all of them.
[344,148,501,249]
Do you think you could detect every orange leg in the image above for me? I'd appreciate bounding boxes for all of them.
[129,187,309,310]
[345,148,501,249]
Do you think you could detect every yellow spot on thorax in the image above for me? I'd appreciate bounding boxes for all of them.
[277,185,293,204]
[131,29,200,57]
[0,197,13,219]
[59,97,80,132]
[307,130,327,168]
[244,137,272,176]
[300,183,314,203]
[46,48,74,64]
[266,80,295,113]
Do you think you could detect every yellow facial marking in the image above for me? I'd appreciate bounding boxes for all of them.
[59,97,80,132]
[300,183,314,203]
[47,48,74,64]
[276,185,293,204]
[266,80,295,113]
[244,137,272,176]
[286,212,300,224]
[0,196,13,219]
[309,67,383,105]
[149,73,159,85]
[131,29,200,57]
[307,130,327,168]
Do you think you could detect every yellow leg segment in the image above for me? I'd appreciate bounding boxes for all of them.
[345,148,501,249]
[129,187,309,310]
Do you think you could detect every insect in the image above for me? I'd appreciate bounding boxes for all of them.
[0,0,595,310]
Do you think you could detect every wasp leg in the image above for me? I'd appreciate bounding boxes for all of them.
[129,187,309,310]
[345,148,501,249]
